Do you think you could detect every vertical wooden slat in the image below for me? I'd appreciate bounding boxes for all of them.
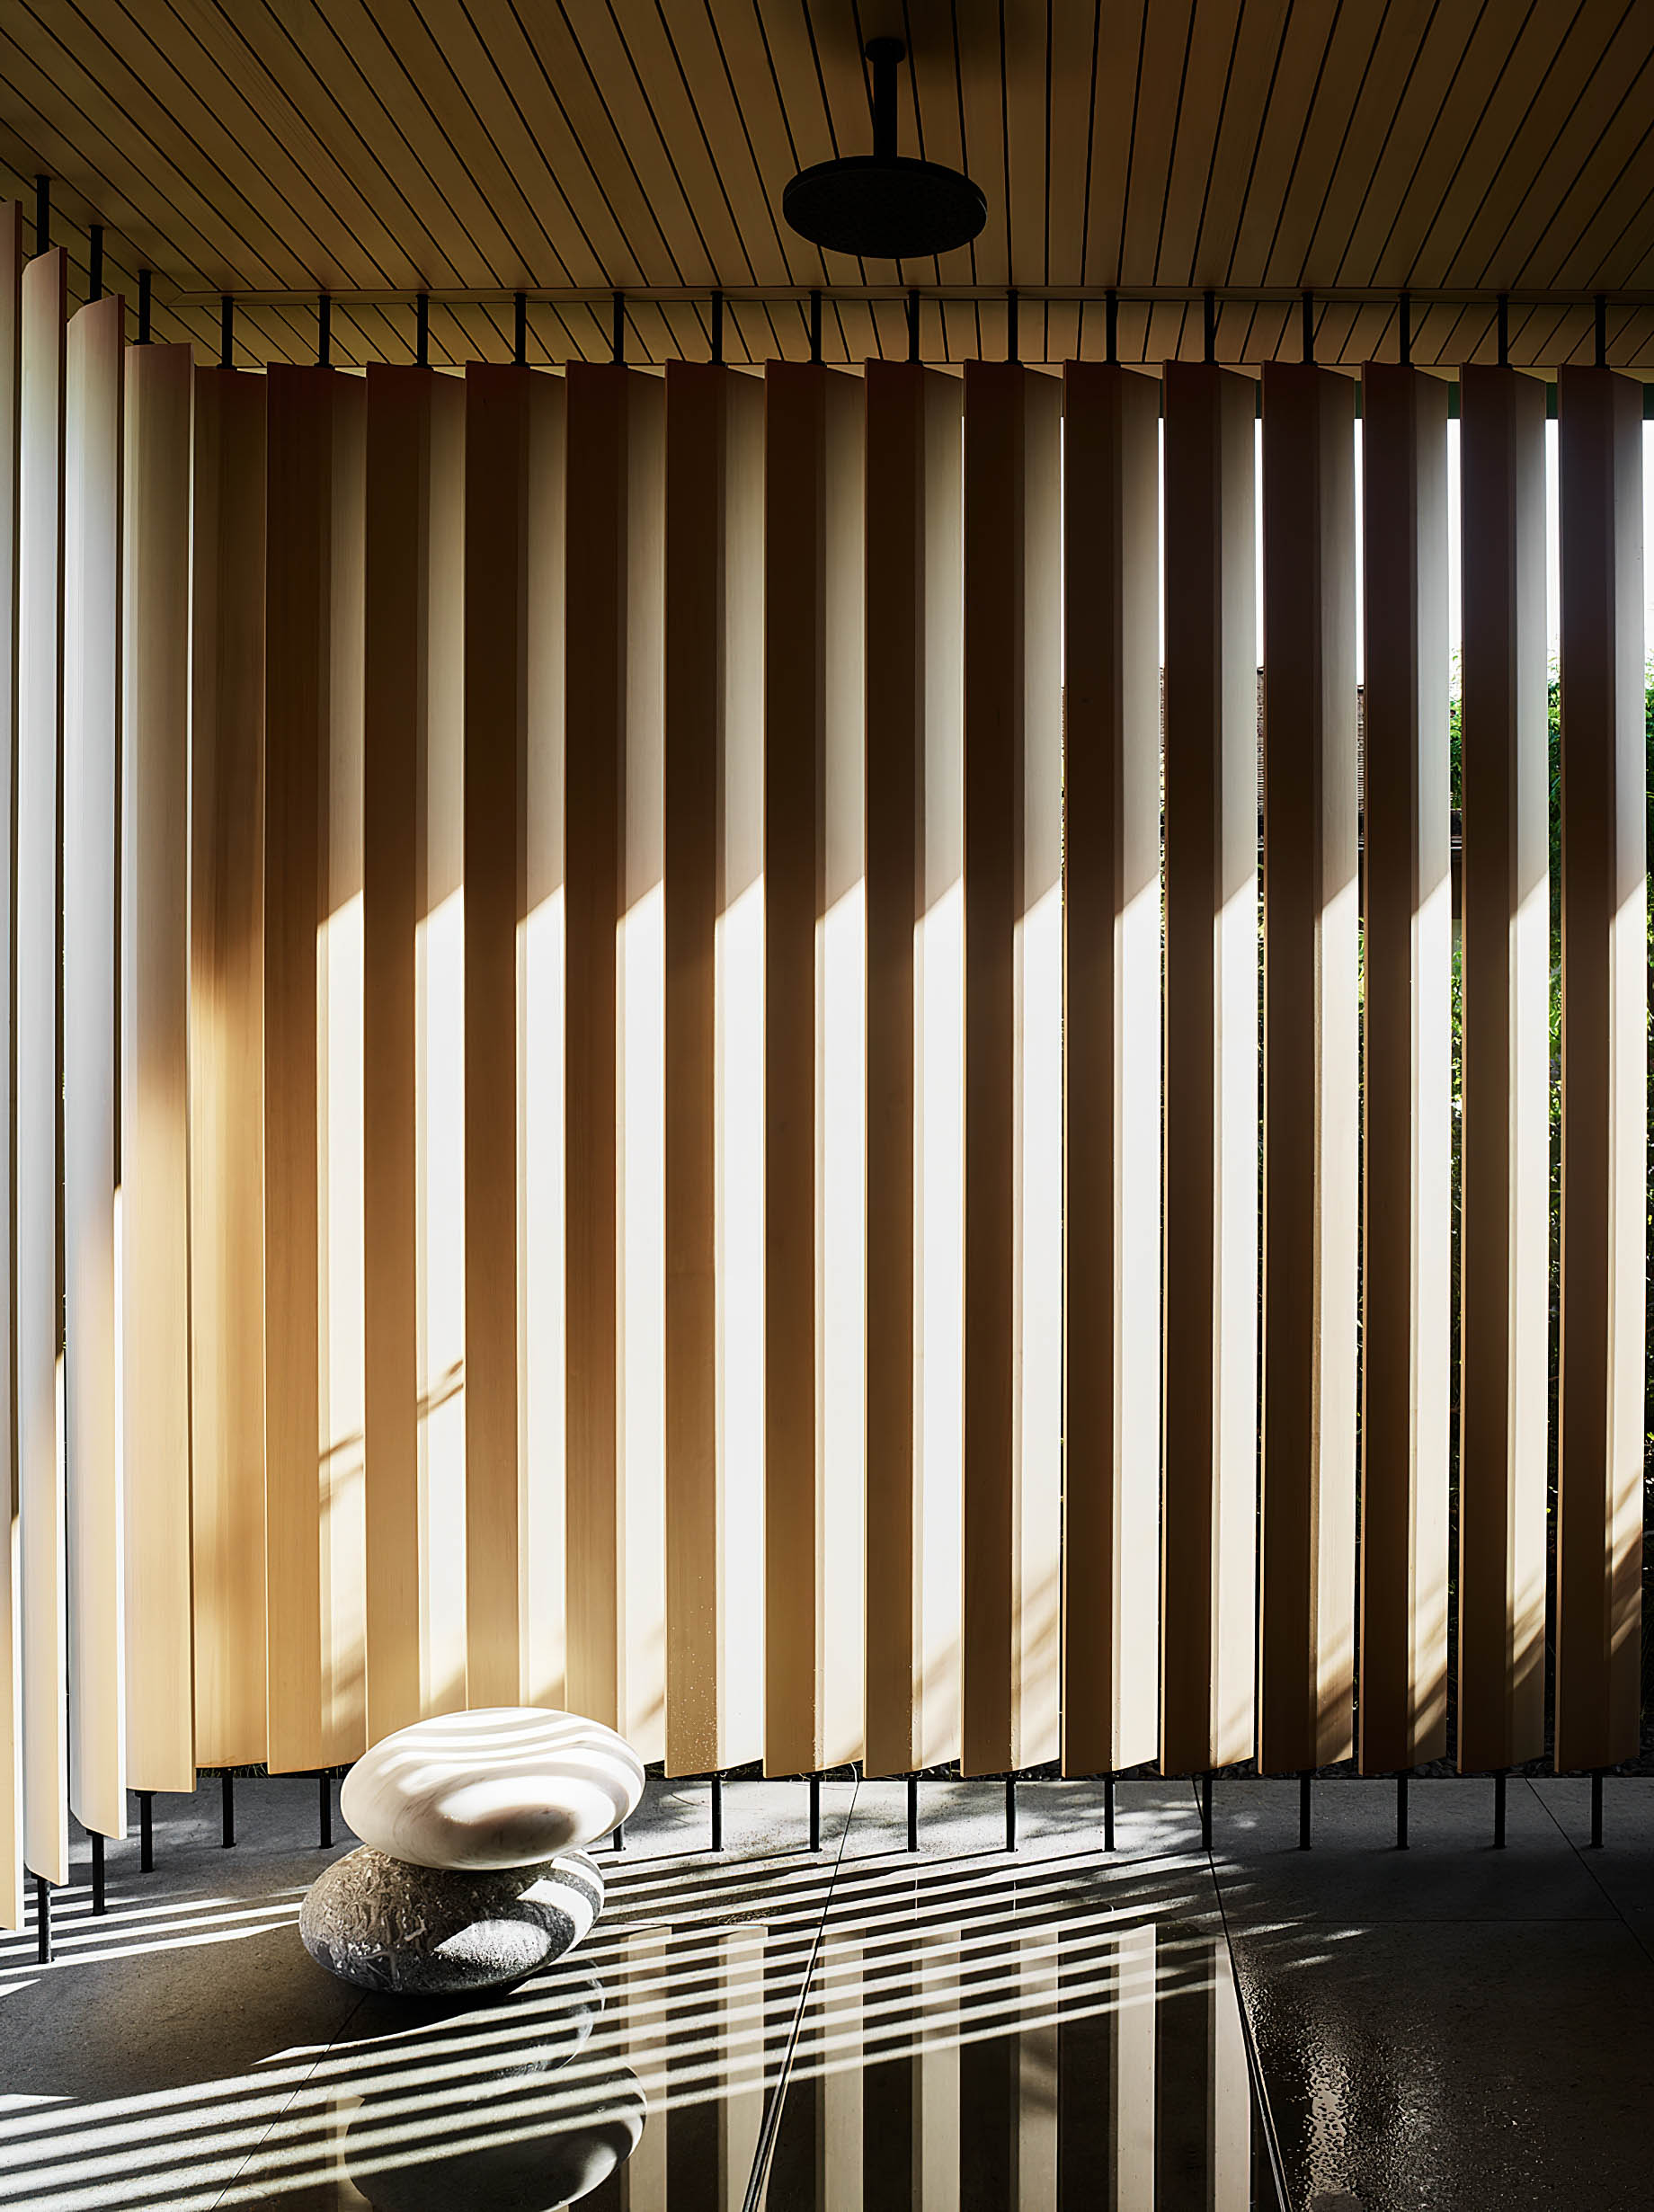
[464,361,529,1711]
[1258,361,1359,1773]
[564,361,624,1733]
[465,362,567,1710]
[190,366,267,1772]
[1061,361,1163,1777]
[662,360,764,1776]
[863,363,965,1778]
[762,361,866,1777]
[63,291,124,1843]
[961,360,1063,1777]
[564,363,666,1755]
[1358,362,1451,1775]
[521,369,568,1710]
[1457,364,1550,1774]
[17,245,66,1887]
[1555,364,1645,1773]
[120,341,195,1794]
[264,365,367,1774]
[0,202,23,1929]
[1160,362,1259,1775]
[363,363,467,1744]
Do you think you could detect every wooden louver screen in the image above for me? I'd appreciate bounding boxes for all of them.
[0,203,1644,1921]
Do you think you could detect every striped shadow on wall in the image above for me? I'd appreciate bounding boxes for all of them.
[0,199,1644,1923]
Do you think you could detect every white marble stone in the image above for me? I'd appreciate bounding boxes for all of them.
[341,1707,645,1870]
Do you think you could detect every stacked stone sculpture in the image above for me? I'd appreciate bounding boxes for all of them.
[299,1707,645,1995]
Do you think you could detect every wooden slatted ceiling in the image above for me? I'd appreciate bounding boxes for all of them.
[0,2,1647,367]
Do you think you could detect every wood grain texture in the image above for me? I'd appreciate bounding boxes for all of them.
[1060,362,1163,1778]
[362,364,467,1744]
[1358,363,1452,1776]
[1554,365,1645,1773]
[960,361,1063,1777]
[862,363,965,1778]
[1258,362,1359,1774]
[563,363,666,1755]
[0,202,22,1927]
[63,291,124,1842]
[263,365,367,1774]
[662,361,764,1775]
[120,340,195,1794]
[17,247,67,1885]
[761,362,865,1777]
[1160,362,1259,1775]
[1457,365,1550,1774]
[189,367,267,1771]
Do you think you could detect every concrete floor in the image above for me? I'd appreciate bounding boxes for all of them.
[1210,1773,1654,2212]
[0,1770,1643,2208]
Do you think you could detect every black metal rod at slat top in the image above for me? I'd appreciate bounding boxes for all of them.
[138,268,152,345]
[317,293,331,367]
[709,288,724,366]
[1398,287,1410,367]
[514,289,527,365]
[809,287,822,364]
[1105,285,1118,364]
[906,286,920,363]
[1493,1770,1507,1849]
[138,1790,155,1872]
[1006,286,1018,364]
[1497,290,1509,368]
[33,175,48,257]
[611,289,624,365]
[1301,288,1313,365]
[88,224,102,304]
[91,1830,106,1914]
[1203,287,1217,364]
[220,294,235,369]
[1594,292,1607,367]
[415,289,429,368]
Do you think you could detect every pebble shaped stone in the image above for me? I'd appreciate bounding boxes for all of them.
[341,1707,645,1870]
[299,1844,603,1995]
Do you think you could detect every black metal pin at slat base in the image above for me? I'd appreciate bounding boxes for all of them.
[1104,1774,1116,1852]
[1493,1771,1507,1849]
[1004,1775,1017,1852]
[807,1773,822,1852]
[138,1791,155,1872]
[610,1819,624,1852]
[91,1830,106,1915]
[1299,1771,1312,1850]
[34,1875,49,1966]
[1590,1772,1604,1849]
[710,1772,724,1852]
[1199,1773,1214,1850]
[222,1771,236,1848]
[1396,1772,1409,1851]
[906,1772,919,1852]
[319,1772,333,1849]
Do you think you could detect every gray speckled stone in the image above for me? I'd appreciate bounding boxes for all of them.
[299,1845,602,1994]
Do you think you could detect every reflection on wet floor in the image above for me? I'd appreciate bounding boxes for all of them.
[0,1790,1276,2210]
